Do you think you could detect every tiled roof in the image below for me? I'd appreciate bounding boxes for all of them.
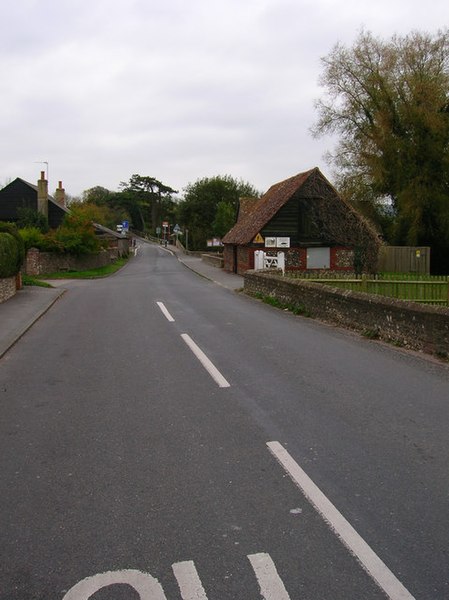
[222,168,316,245]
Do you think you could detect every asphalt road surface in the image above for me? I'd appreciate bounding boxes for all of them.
[1,242,449,600]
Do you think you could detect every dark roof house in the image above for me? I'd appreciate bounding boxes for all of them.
[222,168,382,274]
[0,172,69,228]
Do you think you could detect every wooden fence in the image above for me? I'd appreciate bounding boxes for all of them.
[377,246,430,274]
[287,273,449,306]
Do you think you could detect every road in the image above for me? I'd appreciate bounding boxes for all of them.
[1,242,449,599]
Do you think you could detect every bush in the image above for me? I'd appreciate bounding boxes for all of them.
[18,215,103,256]
[0,222,25,272]
[0,232,19,277]
[19,226,46,251]
[16,207,49,233]
[52,214,102,255]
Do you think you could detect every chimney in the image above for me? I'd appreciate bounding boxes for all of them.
[54,180,66,207]
[37,171,48,217]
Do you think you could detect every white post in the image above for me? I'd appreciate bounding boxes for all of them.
[254,250,265,270]
[278,252,285,275]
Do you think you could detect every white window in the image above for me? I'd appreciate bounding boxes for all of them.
[307,247,330,269]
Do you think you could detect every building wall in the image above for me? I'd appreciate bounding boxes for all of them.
[224,244,354,275]
[47,201,67,228]
[0,179,36,222]
[244,270,449,355]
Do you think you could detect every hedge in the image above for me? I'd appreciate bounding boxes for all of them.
[0,232,20,277]
[0,222,25,271]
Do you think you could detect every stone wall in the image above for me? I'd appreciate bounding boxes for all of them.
[201,253,224,268]
[25,247,118,276]
[0,276,16,304]
[244,270,449,356]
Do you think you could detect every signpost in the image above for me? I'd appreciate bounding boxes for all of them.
[162,221,169,246]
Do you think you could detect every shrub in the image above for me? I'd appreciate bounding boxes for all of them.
[0,222,25,272]
[16,207,49,233]
[19,226,46,251]
[0,232,19,277]
[18,215,103,256]
[52,214,102,255]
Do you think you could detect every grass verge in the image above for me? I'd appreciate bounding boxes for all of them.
[26,256,130,282]
[252,292,311,317]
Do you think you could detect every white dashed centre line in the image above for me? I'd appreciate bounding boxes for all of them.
[157,301,175,322]
[181,333,230,388]
[267,441,415,600]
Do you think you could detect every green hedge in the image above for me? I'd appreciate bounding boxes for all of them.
[0,222,25,272]
[0,232,19,277]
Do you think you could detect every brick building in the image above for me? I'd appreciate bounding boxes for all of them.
[222,168,381,275]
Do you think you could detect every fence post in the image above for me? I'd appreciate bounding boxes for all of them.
[361,274,368,293]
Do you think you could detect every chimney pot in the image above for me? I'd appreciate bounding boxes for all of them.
[37,172,48,217]
[55,181,66,207]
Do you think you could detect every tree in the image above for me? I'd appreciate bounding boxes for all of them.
[312,29,449,272]
[119,175,178,233]
[213,201,236,238]
[50,212,103,255]
[177,175,260,250]
[81,186,129,230]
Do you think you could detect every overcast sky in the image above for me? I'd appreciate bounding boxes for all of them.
[1,0,447,198]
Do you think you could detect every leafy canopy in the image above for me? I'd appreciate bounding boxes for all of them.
[177,175,260,250]
[313,29,449,272]
[119,175,178,233]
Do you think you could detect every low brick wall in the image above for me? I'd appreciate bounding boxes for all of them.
[0,276,16,304]
[25,248,118,276]
[201,253,224,268]
[244,270,449,356]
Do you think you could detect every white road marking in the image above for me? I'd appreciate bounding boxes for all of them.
[62,569,167,599]
[172,560,208,600]
[63,554,291,600]
[181,333,230,388]
[267,441,416,600]
[157,301,175,322]
[248,553,291,600]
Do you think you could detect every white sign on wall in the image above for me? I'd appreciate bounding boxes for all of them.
[264,237,290,248]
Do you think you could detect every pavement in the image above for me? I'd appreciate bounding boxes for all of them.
[0,242,243,359]
[166,242,244,291]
